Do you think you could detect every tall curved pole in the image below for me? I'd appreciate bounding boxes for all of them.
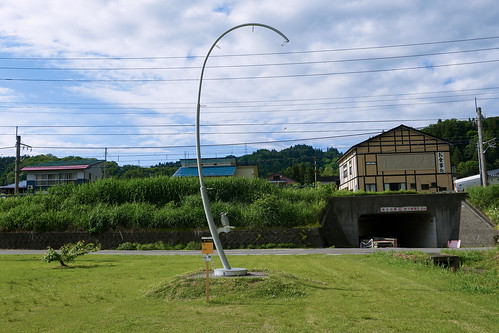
[196,23,289,272]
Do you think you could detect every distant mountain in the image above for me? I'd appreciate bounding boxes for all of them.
[1,117,496,185]
[236,144,342,182]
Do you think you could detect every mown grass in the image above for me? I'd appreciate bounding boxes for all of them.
[0,250,497,332]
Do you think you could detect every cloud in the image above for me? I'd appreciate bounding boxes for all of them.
[0,0,498,165]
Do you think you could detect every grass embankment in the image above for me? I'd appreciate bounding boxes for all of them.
[467,185,499,226]
[0,177,332,232]
[1,249,497,332]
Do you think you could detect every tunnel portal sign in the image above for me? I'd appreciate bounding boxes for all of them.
[380,206,427,212]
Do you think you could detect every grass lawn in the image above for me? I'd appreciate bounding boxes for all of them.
[0,251,497,332]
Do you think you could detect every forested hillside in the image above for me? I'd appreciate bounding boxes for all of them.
[422,116,498,178]
[0,117,496,186]
[237,144,342,181]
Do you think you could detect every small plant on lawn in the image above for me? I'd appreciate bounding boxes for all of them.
[43,240,101,267]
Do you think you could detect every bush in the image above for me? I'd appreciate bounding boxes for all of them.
[43,240,101,266]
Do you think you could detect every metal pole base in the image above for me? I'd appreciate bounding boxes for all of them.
[214,268,248,277]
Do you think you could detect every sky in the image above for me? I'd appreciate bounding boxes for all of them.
[0,0,498,167]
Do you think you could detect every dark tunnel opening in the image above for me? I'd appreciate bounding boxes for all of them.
[358,212,436,247]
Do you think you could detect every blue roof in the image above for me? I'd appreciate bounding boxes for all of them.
[0,180,27,189]
[173,166,236,177]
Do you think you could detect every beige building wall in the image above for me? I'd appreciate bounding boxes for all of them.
[234,165,259,178]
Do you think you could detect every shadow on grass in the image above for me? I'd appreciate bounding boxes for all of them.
[50,263,116,269]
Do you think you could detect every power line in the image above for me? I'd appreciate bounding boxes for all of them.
[27,131,383,150]
[1,35,498,61]
[0,118,466,129]
[0,96,497,116]
[2,86,498,107]
[2,46,498,71]
[3,59,498,82]
[0,128,389,137]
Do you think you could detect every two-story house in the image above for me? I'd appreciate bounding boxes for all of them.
[22,160,105,190]
[338,125,453,193]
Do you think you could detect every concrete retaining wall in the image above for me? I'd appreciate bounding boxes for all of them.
[459,201,498,247]
[0,228,324,250]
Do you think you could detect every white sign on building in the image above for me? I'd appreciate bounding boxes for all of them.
[380,206,427,213]
[438,152,445,173]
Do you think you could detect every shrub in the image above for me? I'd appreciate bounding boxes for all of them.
[116,242,139,250]
[43,240,101,266]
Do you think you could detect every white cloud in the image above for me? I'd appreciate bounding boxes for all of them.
[0,0,497,165]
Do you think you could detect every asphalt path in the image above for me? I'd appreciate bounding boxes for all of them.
[0,247,492,256]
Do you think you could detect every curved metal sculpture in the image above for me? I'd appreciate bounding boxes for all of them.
[196,23,289,276]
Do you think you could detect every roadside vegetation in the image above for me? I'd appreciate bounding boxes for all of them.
[1,251,497,332]
[1,176,495,233]
[467,185,499,226]
[0,177,335,233]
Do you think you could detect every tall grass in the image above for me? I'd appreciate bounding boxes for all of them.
[0,177,327,233]
[467,185,499,225]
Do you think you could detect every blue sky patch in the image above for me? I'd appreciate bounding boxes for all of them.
[213,3,232,15]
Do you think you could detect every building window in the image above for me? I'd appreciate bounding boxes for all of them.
[384,183,407,191]
[365,184,376,192]
[421,184,430,190]
[410,183,416,189]
[343,165,348,179]
[349,161,352,175]
[430,182,437,188]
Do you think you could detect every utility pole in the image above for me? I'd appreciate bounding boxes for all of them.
[314,156,317,188]
[14,128,32,195]
[476,105,488,187]
[15,134,20,195]
[104,147,107,178]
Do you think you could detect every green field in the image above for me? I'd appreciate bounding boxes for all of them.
[1,251,497,332]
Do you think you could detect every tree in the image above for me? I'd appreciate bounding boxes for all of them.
[43,241,101,267]
[457,160,479,178]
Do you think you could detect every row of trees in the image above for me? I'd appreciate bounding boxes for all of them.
[423,117,498,179]
[0,117,496,186]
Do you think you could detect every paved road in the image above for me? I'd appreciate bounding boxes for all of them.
[0,247,492,256]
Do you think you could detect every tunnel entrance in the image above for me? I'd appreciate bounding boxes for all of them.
[358,212,436,248]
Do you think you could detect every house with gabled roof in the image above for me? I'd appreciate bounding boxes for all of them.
[267,173,298,186]
[22,160,105,190]
[173,157,258,178]
[338,125,453,193]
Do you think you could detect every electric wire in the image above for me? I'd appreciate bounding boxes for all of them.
[2,58,499,82]
[1,35,498,61]
[1,46,498,71]
[0,118,467,129]
[2,86,498,108]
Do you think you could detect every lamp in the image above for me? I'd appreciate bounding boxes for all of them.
[196,23,289,276]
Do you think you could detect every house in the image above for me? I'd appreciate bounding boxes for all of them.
[172,157,258,178]
[267,173,298,186]
[338,125,453,193]
[317,176,340,187]
[454,169,499,191]
[0,180,27,195]
[22,160,105,190]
